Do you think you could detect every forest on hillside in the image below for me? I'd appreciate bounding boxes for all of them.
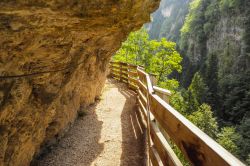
[113,0,250,164]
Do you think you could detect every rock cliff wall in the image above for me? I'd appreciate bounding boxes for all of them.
[146,0,190,42]
[0,1,159,165]
[179,0,250,86]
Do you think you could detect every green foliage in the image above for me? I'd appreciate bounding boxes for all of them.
[217,127,240,155]
[220,71,250,123]
[188,72,207,104]
[148,0,250,163]
[170,91,187,115]
[205,1,220,20]
[246,155,250,165]
[183,72,208,113]
[203,22,214,35]
[238,116,250,161]
[113,28,149,65]
[148,38,182,82]
[188,104,218,138]
[113,28,182,90]
[180,0,208,63]
[171,72,242,160]
[114,18,250,162]
[219,0,237,12]
[205,53,219,111]
[171,143,191,166]
[204,1,220,35]
[158,79,179,92]
[181,0,202,35]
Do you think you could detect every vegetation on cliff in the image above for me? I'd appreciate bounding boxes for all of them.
[145,0,250,163]
[113,29,243,164]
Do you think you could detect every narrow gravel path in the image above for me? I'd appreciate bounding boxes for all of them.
[36,79,146,166]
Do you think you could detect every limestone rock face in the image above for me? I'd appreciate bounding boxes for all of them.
[0,1,159,165]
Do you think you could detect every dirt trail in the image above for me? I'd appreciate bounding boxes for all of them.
[36,79,146,166]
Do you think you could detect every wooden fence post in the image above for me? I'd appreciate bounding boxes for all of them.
[109,61,245,166]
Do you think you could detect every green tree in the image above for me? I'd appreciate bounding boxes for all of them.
[217,127,240,155]
[149,38,182,83]
[205,53,219,111]
[170,90,187,116]
[113,28,149,65]
[238,115,250,162]
[113,28,182,91]
[188,104,218,138]
[184,72,208,113]
[220,71,250,124]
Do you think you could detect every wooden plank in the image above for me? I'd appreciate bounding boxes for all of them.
[110,73,120,79]
[150,121,183,166]
[128,70,138,78]
[110,61,126,66]
[110,69,119,74]
[111,69,120,75]
[121,76,128,81]
[150,146,164,166]
[120,73,127,78]
[138,67,154,166]
[128,83,138,91]
[146,74,154,94]
[121,69,128,74]
[110,65,121,69]
[137,94,155,122]
[121,77,128,82]
[121,80,128,84]
[110,68,120,72]
[109,62,120,65]
[138,80,147,98]
[109,61,244,166]
[149,94,245,166]
[137,68,147,84]
[110,67,120,71]
[128,76,138,85]
[111,65,121,70]
[121,65,128,68]
[121,69,128,75]
[137,106,147,127]
[128,64,137,70]
[153,86,171,96]
[110,72,120,78]
[121,73,128,78]
[137,96,147,122]
[109,63,120,68]
[119,62,128,66]
[138,89,147,109]
[112,76,120,81]
[153,86,171,103]
[120,66,127,69]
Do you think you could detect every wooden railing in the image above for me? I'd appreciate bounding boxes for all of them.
[109,61,245,166]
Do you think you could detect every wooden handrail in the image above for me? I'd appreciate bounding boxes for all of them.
[109,61,245,166]
[153,86,171,96]
[153,86,171,104]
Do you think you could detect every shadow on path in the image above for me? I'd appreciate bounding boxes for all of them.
[34,79,146,166]
[110,79,147,166]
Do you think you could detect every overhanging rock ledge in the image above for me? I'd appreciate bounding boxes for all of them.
[0,0,160,165]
